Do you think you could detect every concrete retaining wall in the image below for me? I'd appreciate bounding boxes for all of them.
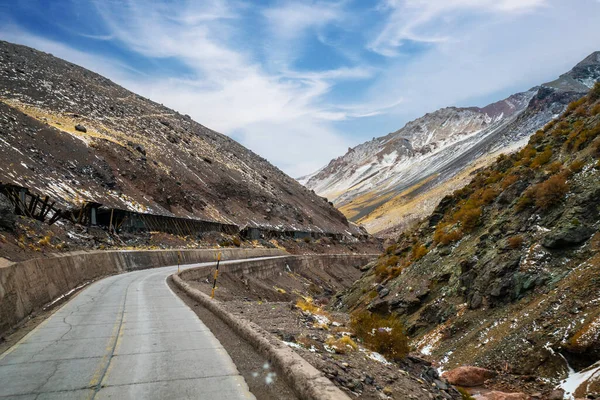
[0,248,285,335]
[179,254,375,282]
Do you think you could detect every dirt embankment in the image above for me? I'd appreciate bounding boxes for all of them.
[180,255,461,400]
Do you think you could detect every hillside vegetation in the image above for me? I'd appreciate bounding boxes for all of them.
[334,83,600,396]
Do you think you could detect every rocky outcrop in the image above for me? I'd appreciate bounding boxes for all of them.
[442,366,496,387]
[336,84,600,398]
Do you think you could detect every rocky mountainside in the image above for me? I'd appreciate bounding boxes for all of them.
[0,40,362,237]
[303,52,600,236]
[333,85,600,398]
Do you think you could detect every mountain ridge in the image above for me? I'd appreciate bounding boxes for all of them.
[0,40,363,237]
[302,51,600,236]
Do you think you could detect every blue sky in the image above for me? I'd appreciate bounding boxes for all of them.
[2,0,600,177]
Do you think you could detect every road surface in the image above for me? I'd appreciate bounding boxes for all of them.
[0,258,276,399]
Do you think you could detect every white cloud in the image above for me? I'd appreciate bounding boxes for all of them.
[365,0,600,119]
[370,0,548,56]
[87,0,373,176]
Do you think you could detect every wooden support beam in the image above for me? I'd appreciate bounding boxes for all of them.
[48,210,61,225]
[38,196,50,220]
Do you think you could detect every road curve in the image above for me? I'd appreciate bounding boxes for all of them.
[0,257,281,399]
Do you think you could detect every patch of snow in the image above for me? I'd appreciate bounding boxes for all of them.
[560,361,600,399]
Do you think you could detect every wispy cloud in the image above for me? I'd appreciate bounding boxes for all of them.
[87,0,376,176]
[369,0,548,56]
[2,0,600,178]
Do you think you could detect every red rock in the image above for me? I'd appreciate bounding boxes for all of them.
[442,366,496,387]
[478,391,529,400]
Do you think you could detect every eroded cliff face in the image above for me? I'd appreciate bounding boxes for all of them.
[333,84,600,395]
[0,40,361,236]
[303,52,600,236]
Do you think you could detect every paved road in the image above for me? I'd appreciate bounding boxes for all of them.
[0,258,275,399]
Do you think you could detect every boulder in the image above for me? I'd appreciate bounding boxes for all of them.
[542,225,595,248]
[442,366,496,387]
[133,143,146,156]
[74,124,87,133]
[0,193,16,231]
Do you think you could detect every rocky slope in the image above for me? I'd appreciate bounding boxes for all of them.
[0,40,363,237]
[334,85,600,398]
[303,51,600,236]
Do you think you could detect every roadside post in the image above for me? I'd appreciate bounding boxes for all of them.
[211,252,222,299]
[177,252,181,274]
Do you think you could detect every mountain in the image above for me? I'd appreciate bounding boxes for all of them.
[0,40,362,237]
[334,84,600,398]
[303,52,600,236]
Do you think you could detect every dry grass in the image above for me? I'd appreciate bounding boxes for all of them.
[325,335,358,354]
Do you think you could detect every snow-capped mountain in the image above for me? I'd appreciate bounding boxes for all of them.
[302,51,600,235]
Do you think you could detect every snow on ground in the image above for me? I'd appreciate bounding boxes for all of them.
[560,361,600,399]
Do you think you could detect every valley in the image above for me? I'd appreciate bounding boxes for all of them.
[1,36,600,400]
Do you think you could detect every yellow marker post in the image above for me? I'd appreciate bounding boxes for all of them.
[211,252,222,299]
[177,252,181,273]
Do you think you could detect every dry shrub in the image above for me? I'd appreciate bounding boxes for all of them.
[480,188,499,205]
[325,335,358,354]
[374,255,399,280]
[546,161,563,175]
[534,174,569,209]
[434,225,463,246]
[296,297,329,317]
[501,174,519,189]
[454,206,482,232]
[508,235,524,249]
[592,103,600,116]
[411,242,428,260]
[566,97,587,113]
[530,147,552,168]
[590,82,600,101]
[350,310,409,361]
[569,159,585,174]
[232,237,241,247]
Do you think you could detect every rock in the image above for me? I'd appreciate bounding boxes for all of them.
[365,375,375,385]
[542,225,595,248]
[547,389,564,400]
[133,143,146,156]
[382,386,393,395]
[442,366,496,387]
[433,379,448,390]
[477,391,529,400]
[74,124,87,133]
[379,288,390,298]
[0,193,16,231]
